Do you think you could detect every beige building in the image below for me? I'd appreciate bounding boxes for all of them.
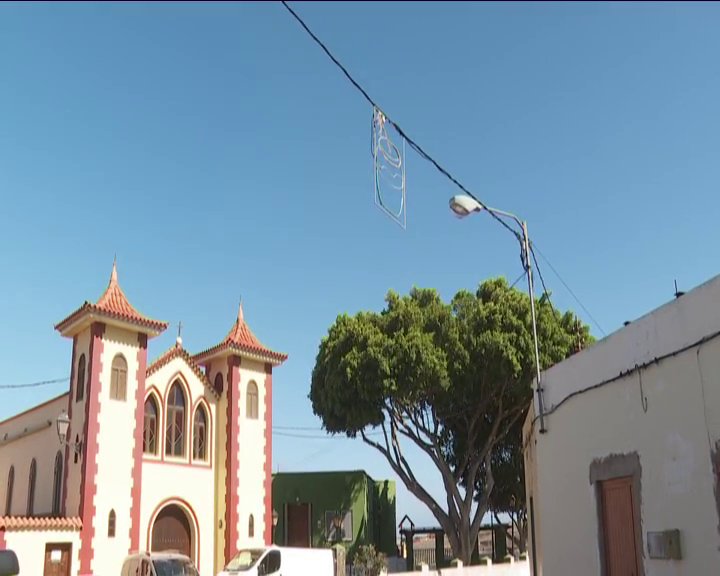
[524,274,720,575]
[0,263,286,576]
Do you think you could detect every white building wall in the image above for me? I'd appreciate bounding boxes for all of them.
[141,355,217,576]
[3,529,80,575]
[529,276,720,576]
[0,394,68,517]
[237,359,267,549]
[66,328,91,518]
[90,325,140,576]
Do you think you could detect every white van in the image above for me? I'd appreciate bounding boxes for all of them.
[217,546,334,576]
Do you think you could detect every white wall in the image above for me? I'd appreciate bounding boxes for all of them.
[0,394,68,517]
[529,276,720,575]
[65,327,91,518]
[388,560,529,576]
[141,355,218,576]
[4,529,80,575]
[91,325,140,576]
[236,359,267,550]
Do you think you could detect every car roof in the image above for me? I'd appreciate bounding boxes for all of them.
[126,551,193,560]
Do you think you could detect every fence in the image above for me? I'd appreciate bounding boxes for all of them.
[384,559,529,576]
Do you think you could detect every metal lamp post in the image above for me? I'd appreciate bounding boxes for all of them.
[56,411,83,454]
[449,195,547,433]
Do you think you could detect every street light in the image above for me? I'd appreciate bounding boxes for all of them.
[449,195,547,433]
[56,411,83,454]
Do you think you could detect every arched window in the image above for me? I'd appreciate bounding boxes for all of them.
[27,459,37,516]
[246,381,259,419]
[5,466,14,516]
[108,509,116,537]
[165,381,186,458]
[76,354,86,402]
[73,434,80,464]
[249,514,255,538]
[110,354,128,401]
[193,405,208,461]
[144,396,159,455]
[52,451,63,516]
[214,372,224,394]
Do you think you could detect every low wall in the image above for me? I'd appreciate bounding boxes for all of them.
[2,527,81,575]
[389,560,530,576]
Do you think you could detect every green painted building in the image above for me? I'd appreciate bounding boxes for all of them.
[272,470,397,557]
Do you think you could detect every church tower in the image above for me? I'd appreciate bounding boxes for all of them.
[193,303,287,571]
[54,262,168,575]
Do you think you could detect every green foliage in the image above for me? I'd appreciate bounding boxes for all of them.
[351,544,386,576]
[310,277,590,563]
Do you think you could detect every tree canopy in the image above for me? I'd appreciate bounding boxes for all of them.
[310,277,590,564]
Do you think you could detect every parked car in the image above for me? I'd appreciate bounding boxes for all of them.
[121,551,199,576]
[0,550,18,576]
[218,546,334,576]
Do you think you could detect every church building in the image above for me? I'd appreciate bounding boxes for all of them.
[0,263,286,576]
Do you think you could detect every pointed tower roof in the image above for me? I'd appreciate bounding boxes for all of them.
[193,303,287,366]
[55,261,168,337]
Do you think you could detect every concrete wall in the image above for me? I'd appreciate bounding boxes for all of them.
[527,274,720,576]
[388,559,529,576]
[3,529,81,575]
[0,394,68,517]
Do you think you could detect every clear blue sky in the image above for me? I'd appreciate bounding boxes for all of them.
[2,2,720,527]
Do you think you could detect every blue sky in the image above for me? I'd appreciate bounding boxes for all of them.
[2,2,720,527]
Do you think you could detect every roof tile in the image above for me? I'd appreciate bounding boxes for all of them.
[0,516,82,531]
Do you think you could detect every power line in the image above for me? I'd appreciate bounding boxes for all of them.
[532,244,607,336]
[0,377,69,390]
[280,1,518,241]
[280,1,605,336]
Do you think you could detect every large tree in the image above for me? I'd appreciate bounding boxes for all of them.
[310,278,588,564]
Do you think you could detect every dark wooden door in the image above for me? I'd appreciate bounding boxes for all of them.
[43,543,71,576]
[601,477,640,576]
[152,505,193,560]
[286,503,310,547]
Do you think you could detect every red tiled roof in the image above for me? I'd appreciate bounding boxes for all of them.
[0,516,82,531]
[55,262,168,335]
[194,304,287,365]
[146,343,218,397]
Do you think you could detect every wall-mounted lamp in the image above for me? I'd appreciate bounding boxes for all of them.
[56,411,82,455]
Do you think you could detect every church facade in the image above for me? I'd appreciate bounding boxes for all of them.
[0,263,286,576]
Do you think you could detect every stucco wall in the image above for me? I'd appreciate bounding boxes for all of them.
[65,327,91,518]
[90,325,140,576]
[529,327,720,574]
[0,394,68,517]
[139,354,217,576]
[236,359,267,550]
[3,529,80,575]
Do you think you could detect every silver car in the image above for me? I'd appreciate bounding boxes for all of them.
[121,551,199,576]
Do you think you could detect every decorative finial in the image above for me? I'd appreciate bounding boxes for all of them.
[237,297,244,323]
[109,255,118,285]
[176,321,183,348]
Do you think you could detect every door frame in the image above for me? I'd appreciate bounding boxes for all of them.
[590,452,644,576]
[284,502,312,547]
[43,542,72,576]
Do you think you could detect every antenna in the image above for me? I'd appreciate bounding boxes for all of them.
[674,279,685,299]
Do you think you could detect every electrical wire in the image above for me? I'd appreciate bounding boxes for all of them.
[280,1,518,241]
[531,244,607,336]
[0,377,69,390]
[280,1,605,336]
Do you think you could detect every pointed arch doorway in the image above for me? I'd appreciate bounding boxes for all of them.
[151,504,194,561]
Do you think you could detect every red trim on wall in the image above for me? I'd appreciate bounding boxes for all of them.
[79,322,105,575]
[61,335,78,517]
[129,333,148,552]
[263,363,273,545]
[146,497,201,566]
[0,528,6,549]
[224,356,241,564]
